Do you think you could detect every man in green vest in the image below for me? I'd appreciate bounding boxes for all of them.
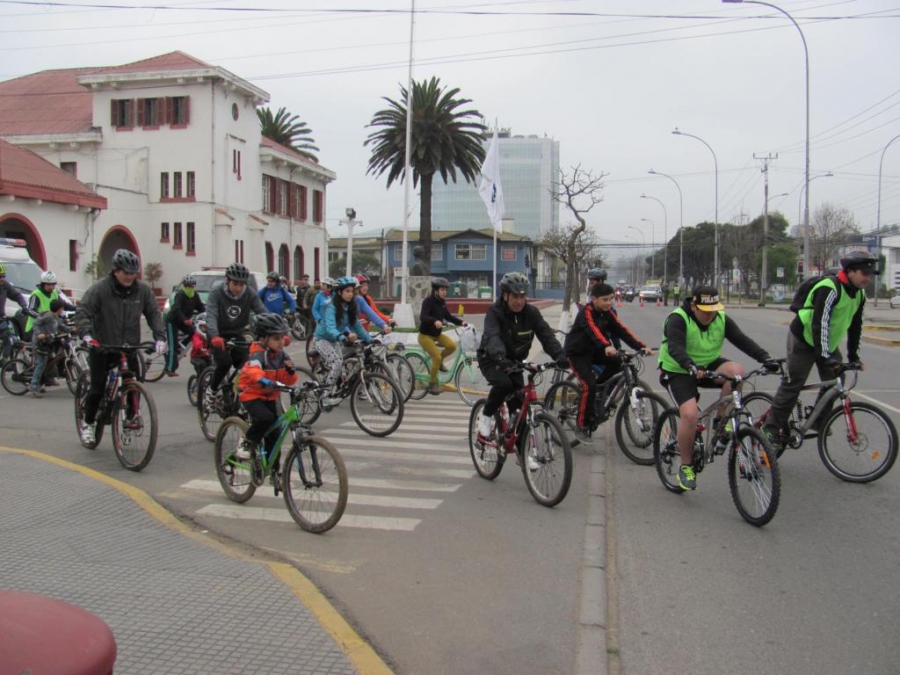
[672,283,681,305]
[762,251,873,444]
[659,286,776,490]
[26,270,74,385]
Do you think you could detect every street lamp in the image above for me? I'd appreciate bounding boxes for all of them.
[648,170,684,286]
[672,127,718,284]
[875,134,900,305]
[341,207,359,277]
[723,0,811,286]
[641,194,668,282]
[624,235,640,285]
[641,218,656,279]
[796,172,833,282]
[628,225,646,283]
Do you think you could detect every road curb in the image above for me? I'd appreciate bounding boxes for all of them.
[861,335,900,347]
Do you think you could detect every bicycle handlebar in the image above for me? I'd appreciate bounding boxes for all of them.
[91,341,157,353]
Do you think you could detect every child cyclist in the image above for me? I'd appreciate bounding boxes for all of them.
[29,298,66,397]
[565,282,655,444]
[190,312,212,377]
[235,313,298,462]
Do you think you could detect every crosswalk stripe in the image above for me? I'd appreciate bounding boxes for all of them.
[339,446,471,465]
[328,435,467,452]
[181,479,446,507]
[350,477,461,492]
[326,429,465,442]
[196,504,420,531]
[339,423,465,433]
[402,411,471,420]
[392,466,475,479]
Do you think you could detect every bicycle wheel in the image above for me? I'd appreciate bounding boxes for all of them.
[64,357,83,396]
[197,367,225,442]
[111,380,157,471]
[522,412,573,507]
[818,401,899,483]
[403,352,430,400]
[543,381,581,433]
[350,373,404,436]
[74,346,90,372]
[282,436,348,533]
[74,371,104,449]
[454,355,490,406]
[467,399,506,479]
[187,374,199,407]
[141,349,167,383]
[382,353,413,402]
[214,416,256,503]
[741,392,774,430]
[728,427,781,526]
[1,358,31,396]
[290,313,310,341]
[614,389,668,466]
[653,408,686,494]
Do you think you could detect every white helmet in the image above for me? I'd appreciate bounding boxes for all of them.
[40,271,58,284]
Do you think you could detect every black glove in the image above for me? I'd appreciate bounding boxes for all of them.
[820,357,843,378]
[762,358,780,373]
[556,357,569,369]
[497,358,517,372]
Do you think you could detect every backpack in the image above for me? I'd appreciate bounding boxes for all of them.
[789,274,840,314]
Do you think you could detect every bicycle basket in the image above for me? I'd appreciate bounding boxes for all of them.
[459,327,482,352]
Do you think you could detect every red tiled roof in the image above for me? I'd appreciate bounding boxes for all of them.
[91,51,213,75]
[0,140,107,209]
[260,136,321,168]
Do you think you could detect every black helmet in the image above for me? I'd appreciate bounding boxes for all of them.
[431,277,450,289]
[499,271,529,295]
[840,250,879,275]
[112,249,140,274]
[226,262,250,282]
[586,268,607,281]
[254,312,289,338]
[266,271,280,282]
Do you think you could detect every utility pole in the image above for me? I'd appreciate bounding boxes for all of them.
[754,153,778,306]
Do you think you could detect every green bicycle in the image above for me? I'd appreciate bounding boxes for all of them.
[405,324,489,405]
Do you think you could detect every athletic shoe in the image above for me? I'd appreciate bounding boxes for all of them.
[527,451,540,472]
[428,383,442,396]
[80,421,96,445]
[477,412,493,438]
[235,440,254,461]
[165,371,180,377]
[30,387,43,399]
[321,394,342,408]
[45,378,59,387]
[678,464,697,490]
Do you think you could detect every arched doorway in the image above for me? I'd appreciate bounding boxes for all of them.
[278,244,289,280]
[0,213,47,269]
[99,226,141,277]
[293,245,304,281]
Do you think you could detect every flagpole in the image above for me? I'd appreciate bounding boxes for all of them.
[492,119,497,301]
[395,0,416,327]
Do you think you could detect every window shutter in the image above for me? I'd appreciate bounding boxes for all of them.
[166,97,174,125]
[288,183,295,218]
[129,99,136,126]
[184,96,190,124]
[110,99,119,127]
[156,98,164,125]
[136,100,145,127]
[271,178,278,213]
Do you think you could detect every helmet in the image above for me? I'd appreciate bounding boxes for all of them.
[40,271,58,284]
[840,250,879,274]
[586,268,608,281]
[355,273,369,284]
[112,249,140,274]
[0,263,6,275]
[431,277,450,289]
[266,271,280,282]
[226,262,250,282]
[279,276,288,284]
[334,275,358,291]
[322,277,336,288]
[182,274,196,286]
[254,312,289,339]
[195,312,207,328]
[499,271,530,295]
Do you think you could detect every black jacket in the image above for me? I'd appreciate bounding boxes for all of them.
[565,304,645,357]
[75,274,165,346]
[0,279,27,317]
[478,299,563,364]
[167,289,205,326]
[419,294,463,337]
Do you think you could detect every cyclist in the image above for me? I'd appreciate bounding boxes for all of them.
[762,251,874,444]
[235,313,298,462]
[311,277,335,324]
[206,262,267,397]
[190,312,212,378]
[353,274,393,335]
[75,249,166,445]
[419,277,468,395]
[565,282,654,444]
[475,272,567,469]
[29,298,66,398]
[259,271,297,315]
[313,275,373,407]
[0,263,34,365]
[164,274,205,377]
[658,286,777,491]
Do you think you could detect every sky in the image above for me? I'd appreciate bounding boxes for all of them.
[2,0,899,268]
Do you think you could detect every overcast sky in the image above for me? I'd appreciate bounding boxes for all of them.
[3,0,899,264]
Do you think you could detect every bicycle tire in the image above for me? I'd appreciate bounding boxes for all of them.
[74,371,104,449]
[385,352,414,402]
[404,352,430,400]
[214,416,256,503]
[65,358,82,396]
[1,358,31,396]
[741,392,791,458]
[111,380,158,471]
[653,408,686,494]
[543,381,581,433]
[304,334,316,361]
[615,389,668,466]
[818,401,899,483]
[187,374,199,407]
[521,411,573,507]
[467,399,505,479]
[350,372,404,437]
[282,436,348,533]
[728,426,781,526]
[197,366,226,442]
[141,349,167,383]
[454,355,490,406]
[290,314,312,341]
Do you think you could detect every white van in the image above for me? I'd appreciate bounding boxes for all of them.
[1,238,44,320]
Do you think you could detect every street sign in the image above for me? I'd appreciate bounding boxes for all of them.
[777,266,784,278]
[393,267,406,277]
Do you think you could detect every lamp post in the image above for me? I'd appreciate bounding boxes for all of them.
[624,235,640,285]
[672,128,718,285]
[628,225,646,284]
[648,170,684,286]
[641,194,668,282]
[641,218,656,279]
[341,207,359,277]
[796,172,832,281]
[875,134,900,306]
[723,0,811,286]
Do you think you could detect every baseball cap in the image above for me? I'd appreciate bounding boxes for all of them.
[692,286,724,311]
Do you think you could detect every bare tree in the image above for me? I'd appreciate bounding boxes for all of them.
[535,223,601,287]
[810,203,859,273]
[548,166,608,317]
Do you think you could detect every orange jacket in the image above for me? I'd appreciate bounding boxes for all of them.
[362,293,391,325]
[238,341,299,402]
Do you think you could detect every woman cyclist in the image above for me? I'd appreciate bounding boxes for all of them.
[418,277,467,395]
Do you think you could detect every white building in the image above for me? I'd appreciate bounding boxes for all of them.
[0,51,335,292]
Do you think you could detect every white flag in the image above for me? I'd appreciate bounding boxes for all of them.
[478,129,505,232]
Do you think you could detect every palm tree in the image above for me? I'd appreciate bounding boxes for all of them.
[365,77,486,264]
[257,106,320,162]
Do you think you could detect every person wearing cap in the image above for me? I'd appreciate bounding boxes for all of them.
[164,274,205,377]
[418,277,467,395]
[658,285,776,491]
[762,250,875,445]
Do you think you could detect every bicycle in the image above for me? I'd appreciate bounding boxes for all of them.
[215,381,348,533]
[74,342,159,471]
[287,309,314,341]
[544,350,668,465]
[405,325,490,405]
[653,367,781,527]
[467,362,573,507]
[308,334,414,402]
[742,361,898,483]
[1,329,84,396]
[140,333,191,383]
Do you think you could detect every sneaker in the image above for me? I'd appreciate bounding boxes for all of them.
[527,451,540,472]
[678,464,697,491]
[45,378,59,387]
[165,371,180,378]
[31,387,43,399]
[574,426,593,445]
[235,440,254,461]
[321,393,342,408]
[477,412,493,438]
[80,421,96,445]
[428,383,442,396]
[439,364,450,373]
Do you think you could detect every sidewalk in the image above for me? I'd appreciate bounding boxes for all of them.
[0,448,391,675]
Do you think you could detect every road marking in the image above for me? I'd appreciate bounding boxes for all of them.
[402,410,471,420]
[392,466,475,479]
[196,503,420,531]
[338,423,465,433]
[347,477,461,492]
[327,429,465,442]
[852,391,900,415]
[338,446,472,465]
[329,434,467,453]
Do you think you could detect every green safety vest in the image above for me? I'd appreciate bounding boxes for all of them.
[798,277,862,354]
[25,287,61,332]
[658,307,726,374]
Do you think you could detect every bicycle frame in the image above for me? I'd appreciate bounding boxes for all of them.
[407,324,479,386]
[494,369,543,454]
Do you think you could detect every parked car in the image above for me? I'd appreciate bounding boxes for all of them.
[162,269,265,321]
[638,285,662,302]
[890,294,900,309]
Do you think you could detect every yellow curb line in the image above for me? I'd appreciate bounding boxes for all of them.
[861,335,900,347]
[0,445,394,675]
[863,324,900,332]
